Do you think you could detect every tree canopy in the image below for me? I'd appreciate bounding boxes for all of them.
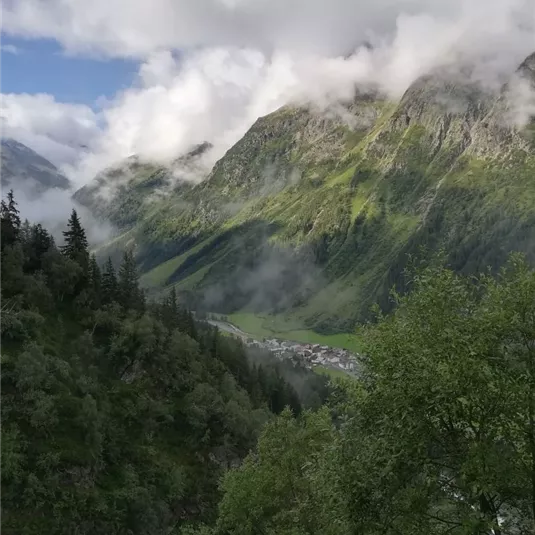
[1,193,327,535]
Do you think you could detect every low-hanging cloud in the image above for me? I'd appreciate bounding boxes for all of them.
[1,93,101,168]
[9,183,115,246]
[2,0,534,191]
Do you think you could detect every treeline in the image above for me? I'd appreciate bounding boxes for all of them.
[0,192,328,534]
[193,256,535,535]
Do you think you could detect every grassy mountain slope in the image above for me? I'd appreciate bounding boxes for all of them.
[78,53,535,332]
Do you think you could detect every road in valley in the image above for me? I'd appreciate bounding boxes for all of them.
[206,319,251,339]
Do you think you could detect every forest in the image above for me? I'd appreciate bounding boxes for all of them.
[0,191,328,534]
[2,189,535,534]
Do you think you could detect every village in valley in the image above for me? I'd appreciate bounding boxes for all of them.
[245,337,361,375]
[205,316,361,376]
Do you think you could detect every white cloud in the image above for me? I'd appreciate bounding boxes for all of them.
[506,74,535,128]
[3,0,534,64]
[1,44,21,55]
[1,93,101,169]
[2,0,535,191]
[62,48,384,186]
[12,185,115,244]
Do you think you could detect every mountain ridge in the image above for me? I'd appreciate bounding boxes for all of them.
[75,52,535,332]
[1,138,71,196]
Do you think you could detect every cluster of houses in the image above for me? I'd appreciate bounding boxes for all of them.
[245,337,360,375]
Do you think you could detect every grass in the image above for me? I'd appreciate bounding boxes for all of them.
[141,254,188,287]
[140,236,217,288]
[171,263,213,290]
[313,366,350,379]
[326,165,356,187]
[351,195,367,221]
[228,312,363,352]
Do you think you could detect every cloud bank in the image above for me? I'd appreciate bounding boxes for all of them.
[1,93,100,168]
[2,0,534,188]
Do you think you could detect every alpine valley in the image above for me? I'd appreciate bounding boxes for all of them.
[74,52,535,334]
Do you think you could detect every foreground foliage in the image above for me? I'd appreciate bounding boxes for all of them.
[200,256,535,535]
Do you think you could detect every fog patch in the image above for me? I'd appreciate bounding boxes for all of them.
[505,74,535,129]
[198,226,324,315]
[11,185,115,246]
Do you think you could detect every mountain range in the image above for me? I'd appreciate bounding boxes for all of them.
[8,52,535,334]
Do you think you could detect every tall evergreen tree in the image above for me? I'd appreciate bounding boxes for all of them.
[160,285,179,328]
[168,285,178,316]
[1,190,21,250]
[89,254,102,307]
[118,250,143,311]
[20,219,32,245]
[7,190,20,227]
[25,223,54,273]
[101,257,118,304]
[61,209,89,271]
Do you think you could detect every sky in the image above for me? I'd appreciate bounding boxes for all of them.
[1,0,535,189]
[1,35,138,105]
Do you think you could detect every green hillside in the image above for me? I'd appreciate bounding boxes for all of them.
[78,52,535,333]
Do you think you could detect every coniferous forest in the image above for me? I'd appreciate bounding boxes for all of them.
[3,189,535,535]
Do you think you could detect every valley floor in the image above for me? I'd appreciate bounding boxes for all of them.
[227,312,363,352]
[207,313,361,377]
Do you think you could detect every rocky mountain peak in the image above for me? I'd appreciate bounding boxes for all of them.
[517,51,535,82]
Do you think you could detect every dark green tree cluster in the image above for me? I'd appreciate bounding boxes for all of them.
[1,194,316,535]
[197,256,535,535]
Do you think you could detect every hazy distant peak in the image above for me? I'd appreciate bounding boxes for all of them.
[1,138,71,196]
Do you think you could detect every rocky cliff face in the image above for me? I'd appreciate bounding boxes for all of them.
[77,52,535,332]
[1,138,71,197]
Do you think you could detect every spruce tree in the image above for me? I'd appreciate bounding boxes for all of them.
[61,209,89,271]
[7,190,20,229]
[168,285,178,316]
[101,257,118,304]
[1,190,21,250]
[161,286,179,327]
[26,223,53,272]
[118,250,143,311]
[20,219,31,245]
[89,254,102,307]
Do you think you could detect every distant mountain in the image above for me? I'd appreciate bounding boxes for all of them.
[73,142,211,236]
[1,138,71,196]
[79,52,535,333]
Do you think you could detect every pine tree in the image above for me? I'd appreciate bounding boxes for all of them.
[118,250,143,311]
[101,257,118,304]
[61,209,89,271]
[1,190,21,250]
[60,209,91,298]
[20,219,31,244]
[177,307,197,339]
[7,190,20,229]
[25,223,54,272]
[89,254,102,307]
[168,286,178,316]
[160,286,178,328]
